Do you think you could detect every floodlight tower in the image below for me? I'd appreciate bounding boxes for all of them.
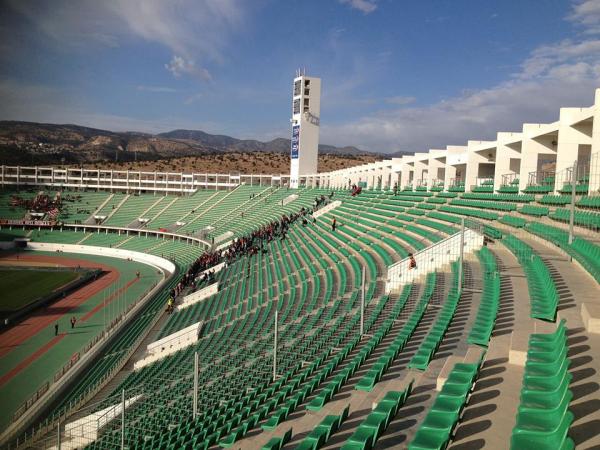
[289,70,321,188]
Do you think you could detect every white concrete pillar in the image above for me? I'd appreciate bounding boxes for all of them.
[427,150,446,190]
[444,146,467,190]
[554,107,593,193]
[493,133,522,192]
[464,141,495,192]
[518,123,559,192]
[590,89,600,193]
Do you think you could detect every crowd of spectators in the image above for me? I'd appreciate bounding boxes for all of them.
[8,192,63,221]
[169,187,358,303]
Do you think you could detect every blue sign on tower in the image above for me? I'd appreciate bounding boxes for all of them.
[291,125,300,159]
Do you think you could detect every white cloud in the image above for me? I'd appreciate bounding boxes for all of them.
[323,78,598,152]
[3,0,246,80]
[136,85,178,93]
[184,93,204,105]
[385,96,416,106]
[339,0,377,14]
[164,56,212,81]
[569,0,600,34]
[518,39,600,79]
[320,1,600,153]
[322,39,600,152]
[108,0,244,78]
[129,0,244,57]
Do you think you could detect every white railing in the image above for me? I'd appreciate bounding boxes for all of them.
[385,228,484,292]
[0,166,293,192]
[46,395,142,450]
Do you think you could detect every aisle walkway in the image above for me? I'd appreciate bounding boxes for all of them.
[449,243,528,450]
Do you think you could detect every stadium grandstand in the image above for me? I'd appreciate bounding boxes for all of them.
[0,84,599,450]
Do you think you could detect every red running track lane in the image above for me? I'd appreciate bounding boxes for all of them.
[0,333,67,387]
[0,253,118,359]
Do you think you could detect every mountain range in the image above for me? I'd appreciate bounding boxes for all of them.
[0,121,411,166]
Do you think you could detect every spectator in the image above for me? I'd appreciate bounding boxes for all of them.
[332,217,337,232]
[70,316,76,329]
[54,322,59,336]
[408,253,417,270]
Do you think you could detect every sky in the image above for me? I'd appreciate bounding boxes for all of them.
[1,0,600,154]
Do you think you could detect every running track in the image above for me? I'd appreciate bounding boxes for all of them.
[0,333,67,387]
[0,253,129,359]
[0,253,142,387]
[0,275,141,387]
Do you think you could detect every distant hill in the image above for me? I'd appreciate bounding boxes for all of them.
[388,150,415,158]
[0,121,377,167]
[157,129,368,156]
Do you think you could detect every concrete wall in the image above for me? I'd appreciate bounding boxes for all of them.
[176,283,219,311]
[134,322,202,370]
[313,200,341,218]
[26,242,176,274]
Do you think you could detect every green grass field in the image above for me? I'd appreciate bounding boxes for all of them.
[0,269,80,311]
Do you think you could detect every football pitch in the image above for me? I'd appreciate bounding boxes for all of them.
[0,269,80,311]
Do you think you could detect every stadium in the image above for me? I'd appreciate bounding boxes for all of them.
[0,65,599,450]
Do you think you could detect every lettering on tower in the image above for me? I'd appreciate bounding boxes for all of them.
[303,112,320,126]
[291,125,300,159]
